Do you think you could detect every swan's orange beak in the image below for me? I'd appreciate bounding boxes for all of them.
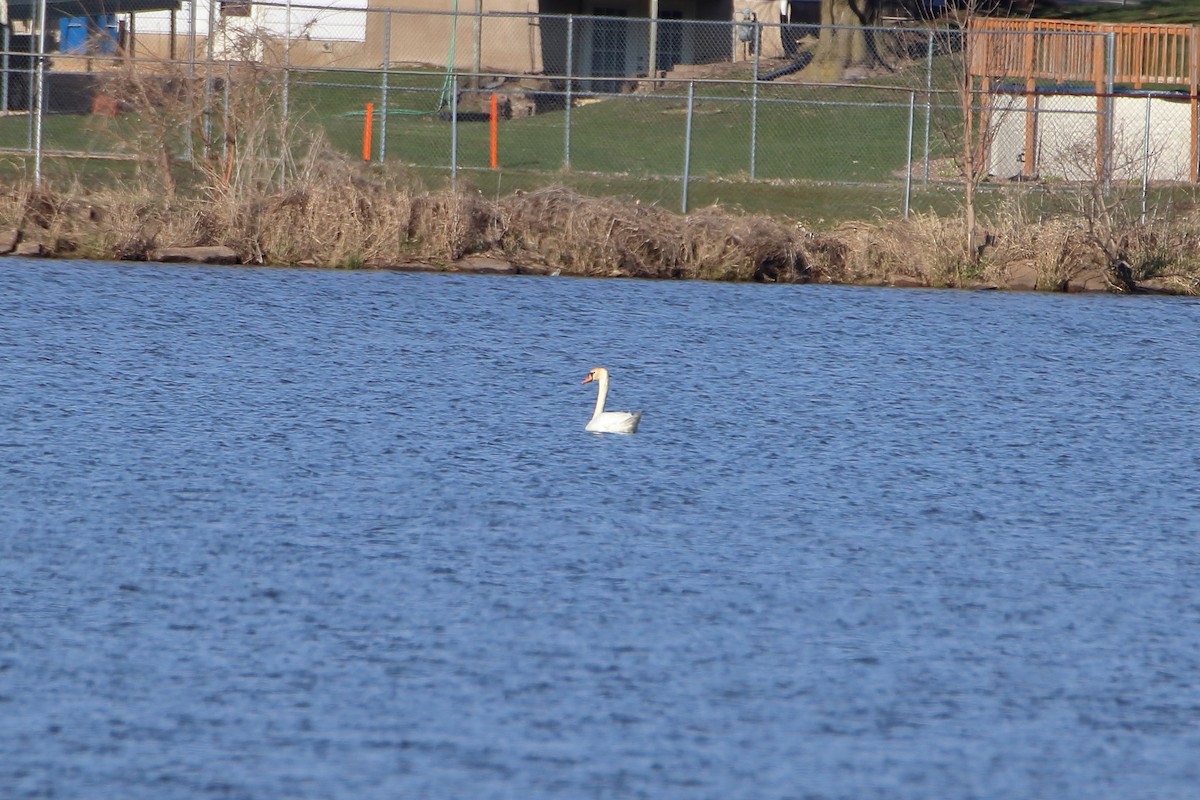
[581,373,594,384]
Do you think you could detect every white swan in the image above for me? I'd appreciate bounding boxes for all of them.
[581,367,642,434]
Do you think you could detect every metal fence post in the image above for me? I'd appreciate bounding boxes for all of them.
[186,0,197,163]
[750,24,760,179]
[380,13,392,163]
[451,74,459,190]
[923,29,934,184]
[204,0,216,158]
[472,0,482,86]
[25,19,34,150]
[1141,92,1151,224]
[682,80,694,214]
[283,0,291,168]
[1103,30,1116,193]
[2,26,10,119]
[904,91,915,218]
[564,15,573,170]
[33,0,46,184]
[222,59,231,162]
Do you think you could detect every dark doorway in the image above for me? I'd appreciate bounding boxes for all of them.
[656,10,683,73]
[589,9,628,92]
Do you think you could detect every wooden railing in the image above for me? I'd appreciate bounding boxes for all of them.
[968,17,1200,182]
[969,17,1199,90]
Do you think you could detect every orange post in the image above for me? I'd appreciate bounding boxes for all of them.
[362,102,374,163]
[489,93,498,169]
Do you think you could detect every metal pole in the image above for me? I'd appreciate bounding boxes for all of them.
[472,0,481,88]
[222,59,230,161]
[681,81,694,213]
[33,0,46,185]
[1141,92,1151,224]
[25,15,34,149]
[204,0,217,157]
[280,0,291,187]
[904,91,915,218]
[380,13,391,163]
[923,29,934,184]
[450,74,459,190]
[2,26,10,118]
[186,0,197,162]
[753,21,761,80]
[564,16,573,169]
[1103,30,1115,193]
[750,23,759,179]
[189,0,198,66]
[284,0,291,131]
[648,0,658,83]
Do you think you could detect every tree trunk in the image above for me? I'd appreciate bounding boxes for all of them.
[813,0,883,80]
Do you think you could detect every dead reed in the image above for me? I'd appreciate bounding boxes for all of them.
[3,151,1200,294]
[495,187,812,281]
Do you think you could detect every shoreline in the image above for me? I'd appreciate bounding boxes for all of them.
[7,245,1190,296]
[2,179,1197,297]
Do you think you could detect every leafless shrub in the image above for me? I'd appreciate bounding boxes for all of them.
[197,137,420,266]
[97,63,203,198]
[984,206,1103,290]
[1112,211,1200,288]
[97,16,298,203]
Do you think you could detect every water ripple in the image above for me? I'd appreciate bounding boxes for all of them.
[2,261,1200,799]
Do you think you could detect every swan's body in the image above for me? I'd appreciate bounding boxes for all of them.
[582,367,642,434]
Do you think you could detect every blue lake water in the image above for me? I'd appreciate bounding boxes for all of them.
[2,258,1200,799]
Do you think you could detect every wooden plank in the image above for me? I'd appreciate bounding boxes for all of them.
[1094,30,1106,183]
[1024,29,1036,178]
[1192,28,1199,181]
[967,17,1196,87]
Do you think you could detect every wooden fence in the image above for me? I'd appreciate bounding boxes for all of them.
[968,17,1200,181]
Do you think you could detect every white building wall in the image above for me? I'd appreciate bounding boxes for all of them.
[989,93,1194,183]
[133,0,367,42]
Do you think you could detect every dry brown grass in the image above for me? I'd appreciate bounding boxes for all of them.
[826,214,972,288]
[4,158,1200,294]
[495,187,810,281]
[981,209,1098,291]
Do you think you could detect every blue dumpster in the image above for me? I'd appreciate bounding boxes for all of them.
[59,15,119,56]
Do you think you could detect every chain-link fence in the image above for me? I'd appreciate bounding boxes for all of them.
[1,3,1195,219]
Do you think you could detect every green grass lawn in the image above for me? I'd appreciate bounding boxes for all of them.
[292,72,937,191]
[0,56,955,225]
[1036,0,1199,24]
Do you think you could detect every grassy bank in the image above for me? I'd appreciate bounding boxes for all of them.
[1036,0,1199,24]
[3,143,1199,295]
[1,26,967,226]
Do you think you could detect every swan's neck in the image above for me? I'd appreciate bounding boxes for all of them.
[591,373,609,419]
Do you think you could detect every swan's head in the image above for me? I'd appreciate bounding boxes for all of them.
[582,367,608,384]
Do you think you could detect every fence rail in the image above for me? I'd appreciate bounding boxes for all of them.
[970,17,1199,89]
